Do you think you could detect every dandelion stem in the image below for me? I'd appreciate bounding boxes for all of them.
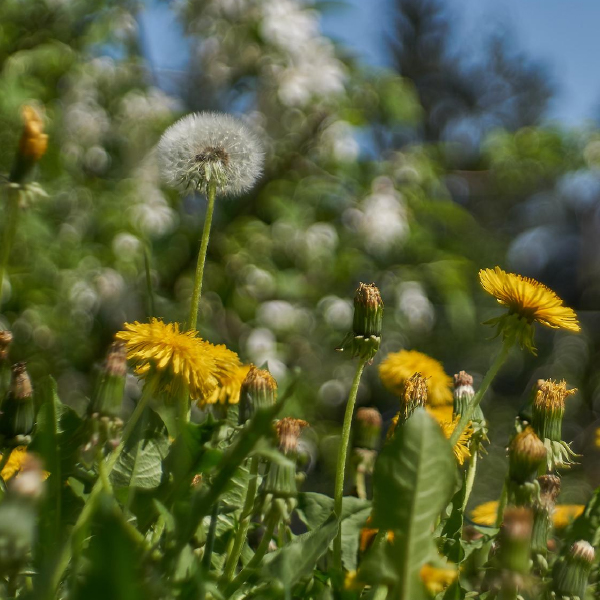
[224,511,278,597]
[41,381,156,599]
[333,357,368,570]
[462,442,478,512]
[189,180,217,331]
[0,188,21,306]
[449,339,512,448]
[143,241,155,317]
[221,455,260,583]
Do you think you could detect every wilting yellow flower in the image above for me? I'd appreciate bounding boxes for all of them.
[553,504,585,529]
[116,318,240,401]
[0,447,49,481]
[379,350,453,407]
[470,501,584,529]
[18,105,48,161]
[479,267,580,333]
[204,364,251,406]
[420,563,458,595]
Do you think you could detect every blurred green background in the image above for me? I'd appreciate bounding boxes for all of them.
[1,0,599,511]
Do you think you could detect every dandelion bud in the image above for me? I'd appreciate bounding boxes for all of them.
[400,372,428,422]
[531,475,561,559]
[338,283,383,362]
[552,540,595,600]
[531,379,577,469]
[0,331,13,364]
[263,418,309,521]
[90,342,127,419]
[238,366,277,424]
[453,371,474,415]
[10,105,48,184]
[353,407,382,451]
[509,427,547,484]
[498,506,533,575]
[0,363,35,445]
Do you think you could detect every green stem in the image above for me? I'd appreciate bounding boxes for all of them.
[333,357,368,570]
[495,481,508,528]
[462,441,479,512]
[199,502,220,600]
[449,339,512,448]
[224,512,278,597]
[40,381,156,599]
[222,456,260,583]
[0,188,21,306]
[143,241,155,318]
[189,180,217,331]
[355,469,367,501]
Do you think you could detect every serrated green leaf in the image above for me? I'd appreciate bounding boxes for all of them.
[367,409,456,599]
[111,435,169,490]
[261,512,339,589]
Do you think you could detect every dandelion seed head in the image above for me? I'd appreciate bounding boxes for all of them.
[157,112,264,196]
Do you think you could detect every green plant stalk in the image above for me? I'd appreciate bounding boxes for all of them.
[41,381,156,599]
[223,512,279,597]
[143,241,155,317]
[355,469,367,501]
[333,357,368,570]
[222,456,260,583]
[462,441,479,512]
[0,188,21,306]
[495,481,508,528]
[199,502,220,600]
[449,339,512,448]
[189,179,217,331]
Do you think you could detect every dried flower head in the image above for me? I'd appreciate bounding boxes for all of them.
[115,318,240,401]
[239,366,278,423]
[275,417,309,455]
[354,407,382,450]
[379,350,452,407]
[157,112,263,196]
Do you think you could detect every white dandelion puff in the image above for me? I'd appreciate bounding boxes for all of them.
[156,112,264,196]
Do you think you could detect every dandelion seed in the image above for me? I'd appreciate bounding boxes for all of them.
[156,112,264,195]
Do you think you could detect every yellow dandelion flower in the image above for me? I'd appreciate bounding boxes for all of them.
[0,447,50,481]
[19,105,48,161]
[438,416,473,465]
[379,350,453,407]
[470,501,585,529]
[116,318,240,401]
[204,364,252,407]
[426,405,453,423]
[344,570,361,591]
[553,504,585,529]
[420,563,458,595]
[479,267,580,333]
[470,500,499,526]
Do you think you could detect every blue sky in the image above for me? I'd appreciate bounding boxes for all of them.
[142,0,600,125]
[320,0,600,125]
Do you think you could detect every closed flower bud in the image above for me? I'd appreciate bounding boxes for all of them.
[453,371,474,416]
[275,417,309,457]
[90,342,127,419]
[0,363,35,445]
[10,105,48,184]
[532,380,578,469]
[239,366,277,424]
[353,407,382,451]
[509,427,547,484]
[531,475,561,559]
[552,540,595,600]
[498,506,533,575]
[338,283,383,362]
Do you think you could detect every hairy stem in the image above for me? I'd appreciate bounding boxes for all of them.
[189,180,217,331]
[333,357,367,570]
[449,339,512,448]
